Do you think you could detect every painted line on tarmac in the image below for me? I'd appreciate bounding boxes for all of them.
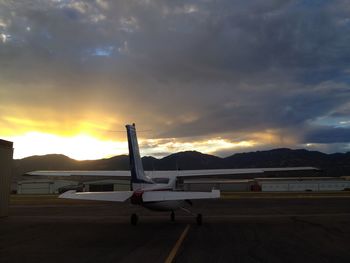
[165,224,190,263]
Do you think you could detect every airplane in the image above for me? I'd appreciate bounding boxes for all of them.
[27,123,318,225]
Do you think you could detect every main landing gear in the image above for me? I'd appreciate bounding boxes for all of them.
[179,207,203,226]
[170,211,202,225]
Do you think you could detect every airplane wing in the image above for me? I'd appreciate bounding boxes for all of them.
[171,167,319,179]
[25,170,131,179]
[26,167,318,179]
[59,190,133,202]
[143,167,318,180]
[142,189,220,202]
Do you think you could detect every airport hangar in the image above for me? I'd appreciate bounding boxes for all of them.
[0,139,13,217]
[16,169,350,194]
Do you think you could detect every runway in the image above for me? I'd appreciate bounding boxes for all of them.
[1,197,350,262]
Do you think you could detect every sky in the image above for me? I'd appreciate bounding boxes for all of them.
[1,0,350,160]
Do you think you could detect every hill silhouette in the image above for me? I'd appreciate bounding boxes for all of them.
[12,148,350,181]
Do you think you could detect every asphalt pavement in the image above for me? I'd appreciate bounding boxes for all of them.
[1,197,350,263]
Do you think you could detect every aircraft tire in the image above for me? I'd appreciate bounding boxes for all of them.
[131,213,138,225]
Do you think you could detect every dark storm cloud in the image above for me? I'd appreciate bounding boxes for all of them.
[304,126,350,143]
[329,105,350,118]
[1,0,350,153]
[159,81,350,139]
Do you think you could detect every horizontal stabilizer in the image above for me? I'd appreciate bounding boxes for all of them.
[59,190,133,202]
[142,189,220,202]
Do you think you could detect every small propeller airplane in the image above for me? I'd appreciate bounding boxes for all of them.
[27,123,317,225]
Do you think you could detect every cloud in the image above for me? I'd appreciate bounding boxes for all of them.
[1,0,350,157]
[304,126,350,144]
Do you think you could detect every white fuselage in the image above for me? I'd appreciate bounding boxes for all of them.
[132,178,187,211]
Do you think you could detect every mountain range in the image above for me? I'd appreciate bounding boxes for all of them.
[12,148,350,182]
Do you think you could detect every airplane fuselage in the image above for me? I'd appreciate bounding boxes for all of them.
[131,181,188,211]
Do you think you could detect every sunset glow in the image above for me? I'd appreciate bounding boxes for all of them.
[6,132,127,160]
[140,138,257,158]
[5,131,260,160]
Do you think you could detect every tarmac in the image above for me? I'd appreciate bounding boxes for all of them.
[1,196,350,263]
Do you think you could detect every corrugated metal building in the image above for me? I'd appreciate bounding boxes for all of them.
[17,179,78,194]
[256,177,350,192]
[0,139,13,217]
[182,177,350,192]
[17,179,130,194]
[84,180,130,192]
[183,179,253,192]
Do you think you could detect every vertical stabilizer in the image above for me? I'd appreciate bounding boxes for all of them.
[126,123,153,190]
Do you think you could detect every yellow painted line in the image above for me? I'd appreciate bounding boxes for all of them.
[165,224,190,263]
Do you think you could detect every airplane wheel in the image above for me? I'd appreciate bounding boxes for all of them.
[131,213,138,225]
[196,213,202,226]
[171,211,175,222]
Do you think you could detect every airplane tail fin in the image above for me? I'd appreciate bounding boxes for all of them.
[126,123,153,190]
